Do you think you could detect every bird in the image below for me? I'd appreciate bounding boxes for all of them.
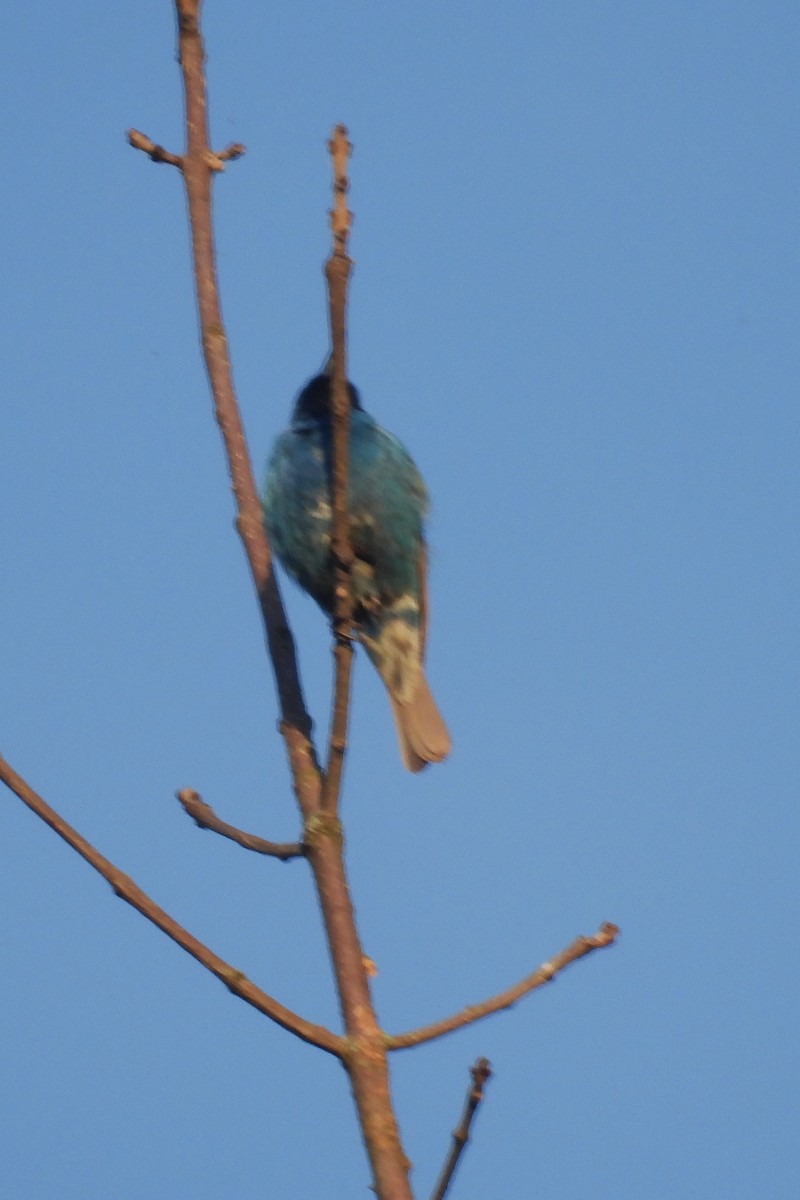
[263,369,451,771]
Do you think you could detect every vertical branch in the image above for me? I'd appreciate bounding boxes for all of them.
[321,125,355,815]
[304,821,415,1200]
[301,252,415,1174]
[304,129,415,1199]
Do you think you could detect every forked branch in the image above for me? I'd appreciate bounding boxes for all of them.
[387,923,620,1050]
[0,755,341,1055]
[132,10,414,1195]
[128,127,246,171]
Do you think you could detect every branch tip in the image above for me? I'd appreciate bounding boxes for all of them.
[152,0,320,805]
[175,788,305,860]
[127,128,183,168]
[430,1057,493,1200]
[320,122,356,815]
[388,921,620,1051]
[217,141,246,162]
[327,123,353,257]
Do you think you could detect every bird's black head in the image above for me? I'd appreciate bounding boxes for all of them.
[292,373,363,422]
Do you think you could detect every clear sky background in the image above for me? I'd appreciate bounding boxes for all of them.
[2,3,797,1197]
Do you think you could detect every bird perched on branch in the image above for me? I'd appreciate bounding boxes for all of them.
[263,369,451,771]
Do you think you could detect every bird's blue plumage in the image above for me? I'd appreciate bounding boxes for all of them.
[263,372,451,771]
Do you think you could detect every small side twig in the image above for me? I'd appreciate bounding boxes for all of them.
[127,129,245,172]
[0,755,340,1055]
[211,141,247,166]
[127,128,183,168]
[430,1058,492,1200]
[175,789,305,860]
[386,923,620,1050]
[321,123,355,816]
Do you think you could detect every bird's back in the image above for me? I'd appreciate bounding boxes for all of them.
[263,377,450,770]
[264,408,428,613]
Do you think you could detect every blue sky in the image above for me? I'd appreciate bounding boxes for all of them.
[2,2,798,1196]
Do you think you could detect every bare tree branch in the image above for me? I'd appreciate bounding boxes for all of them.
[129,0,322,811]
[296,126,414,1199]
[2,4,623,1198]
[321,123,355,817]
[304,818,414,1199]
[0,755,342,1055]
[212,142,247,165]
[175,788,305,859]
[127,127,183,168]
[129,127,244,172]
[132,10,414,1195]
[386,923,620,1051]
[430,1058,492,1200]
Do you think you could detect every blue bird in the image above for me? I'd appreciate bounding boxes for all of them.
[263,370,451,771]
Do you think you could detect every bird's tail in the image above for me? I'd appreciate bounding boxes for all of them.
[358,605,451,772]
[388,672,452,773]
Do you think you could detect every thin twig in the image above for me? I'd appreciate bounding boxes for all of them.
[321,124,355,817]
[175,788,305,859]
[210,142,247,167]
[430,1058,492,1200]
[127,128,183,168]
[386,923,620,1050]
[0,755,342,1055]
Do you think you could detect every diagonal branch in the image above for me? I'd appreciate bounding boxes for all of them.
[321,124,355,817]
[175,788,305,859]
[127,128,183,168]
[386,923,620,1051]
[0,754,342,1055]
[430,1058,492,1200]
[130,0,322,816]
